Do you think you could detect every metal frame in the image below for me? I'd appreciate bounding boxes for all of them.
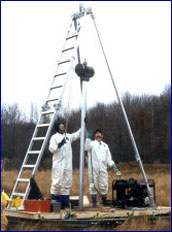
[10,5,156,210]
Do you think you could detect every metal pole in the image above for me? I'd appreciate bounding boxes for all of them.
[73,16,85,209]
[75,61,94,210]
[79,81,87,210]
[91,16,156,208]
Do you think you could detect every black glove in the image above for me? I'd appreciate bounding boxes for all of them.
[58,138,66,149]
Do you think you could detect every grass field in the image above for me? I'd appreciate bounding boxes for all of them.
[1,163,171,231]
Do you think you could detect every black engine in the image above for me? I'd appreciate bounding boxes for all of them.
[112,178,155,208]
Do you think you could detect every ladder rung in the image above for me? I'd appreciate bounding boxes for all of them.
[41,110,55,115]
[28,151,40,154]
[50,85,63,90]
[23,164,35,168]
[37,123,50,128]
[46,98,59,103]
[58,60,70,65]
[62,47,74,52]
[32,137,45,141]
[66,34,78,40]
[54,72,67,77]
[13,192,25,197]
[18,178,30,182]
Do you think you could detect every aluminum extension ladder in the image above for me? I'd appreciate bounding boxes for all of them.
[10,6,92,207]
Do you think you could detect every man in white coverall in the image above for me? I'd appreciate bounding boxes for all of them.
[85,129,121,207]
[49,122,80,208]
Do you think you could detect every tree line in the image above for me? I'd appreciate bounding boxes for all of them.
[1,85,171,170]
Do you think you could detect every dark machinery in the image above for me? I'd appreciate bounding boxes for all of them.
[75,62,95,81]
[112,178,156,208]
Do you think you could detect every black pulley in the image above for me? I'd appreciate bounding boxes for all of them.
[75,62,95,81]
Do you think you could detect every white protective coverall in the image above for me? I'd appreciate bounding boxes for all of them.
[49,130,80,195]
[85,138,115,195]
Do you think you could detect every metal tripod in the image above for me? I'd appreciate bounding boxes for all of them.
[10,4,156,210]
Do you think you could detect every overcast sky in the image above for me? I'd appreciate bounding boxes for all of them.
[1,1,171,115]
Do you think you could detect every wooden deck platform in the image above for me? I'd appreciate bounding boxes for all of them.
[5,206,171,229]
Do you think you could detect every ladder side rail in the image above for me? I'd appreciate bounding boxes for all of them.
[10,113,45,200]
[46,24,81,105]
[10,11,82,205]
[20,26,81,204]
[22,112,58,205]
[46,21,74,101]
[47,22,81,107]
[32,113,57,177]
[16,110,57,205]
[23,60,77,204]
[10,21,78,200]
[32,50,79,179]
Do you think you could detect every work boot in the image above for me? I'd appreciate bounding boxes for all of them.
[101,194,107,206]
[91,195,97,207]
[61,195,70,209]
[51,194,62,211]
[51,194,62,203]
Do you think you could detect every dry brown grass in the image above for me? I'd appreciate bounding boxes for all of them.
[1,163,171,231]
[87,217,171,231]
[7,218,171,231]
